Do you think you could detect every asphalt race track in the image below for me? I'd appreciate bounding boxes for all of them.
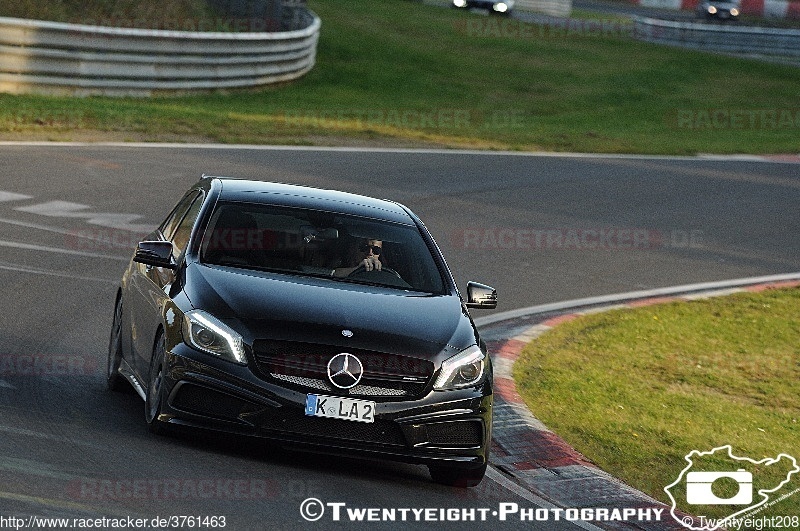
[0,144,797,529]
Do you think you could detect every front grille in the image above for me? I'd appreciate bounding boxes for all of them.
[270,374,331,392]
[252,339,433,400]
[425,421,484,447]
[270,374,408,397]
[260,407,407,447]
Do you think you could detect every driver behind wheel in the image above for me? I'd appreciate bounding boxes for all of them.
[333,238,383,276]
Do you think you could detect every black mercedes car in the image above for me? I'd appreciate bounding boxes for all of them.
[107,176,497,487]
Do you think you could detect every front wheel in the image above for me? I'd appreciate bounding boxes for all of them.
[107,297,128,392]
[145,332,170,435]
[428,463,487,488]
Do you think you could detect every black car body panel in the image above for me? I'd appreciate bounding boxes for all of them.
[109,177,496,486]
[185,263,473,352]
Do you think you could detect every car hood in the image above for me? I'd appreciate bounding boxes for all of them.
[183,263,479,360]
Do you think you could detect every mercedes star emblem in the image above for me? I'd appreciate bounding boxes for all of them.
[327,353,363,389]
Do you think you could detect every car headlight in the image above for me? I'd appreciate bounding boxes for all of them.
[183,310,246,365]
[453,0,467,6]
[433,345,486,390]
[494,2,509,12]
[730,8,739,15]
[708,5,717,13]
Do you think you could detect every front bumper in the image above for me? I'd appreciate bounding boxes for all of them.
[159,343,493,468]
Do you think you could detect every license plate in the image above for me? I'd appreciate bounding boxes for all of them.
[305,394,375,423]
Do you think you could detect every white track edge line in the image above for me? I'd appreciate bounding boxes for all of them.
[474,272,800,328]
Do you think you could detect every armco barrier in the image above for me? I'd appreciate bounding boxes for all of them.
[637,0,800,19]
[0,10,320,97]
[633,16,800,57]
[515,0,572,18]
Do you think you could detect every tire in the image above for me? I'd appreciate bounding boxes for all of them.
[428,463,487,488]
[145,331,170,435]
[107,296,128,392]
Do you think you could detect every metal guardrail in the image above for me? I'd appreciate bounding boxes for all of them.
[423,0,572,18]
[633,16,800,57]
[0,10,320,97]
[515,0,572,18]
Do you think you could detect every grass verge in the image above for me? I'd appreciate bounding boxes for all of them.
[0,0,799,153]
[0,0,220,28]
[513,287,800,521]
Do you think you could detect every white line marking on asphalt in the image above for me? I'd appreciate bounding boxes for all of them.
[0,262,117,284]
[0,141,797,163]
[15,201,154,233]
[0,425,103,448]
[0,239,128,261]
[0,217,143,253]
[0,455,79,480]
[0,490,145,520]
[475,272,800,328]
[0,191,32,202]
[15,200,92,217]
[0,215,85,236]
[486,466,604,531]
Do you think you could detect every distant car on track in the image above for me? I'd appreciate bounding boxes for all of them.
[696,0,740,20]
[453,0,515,15]
[107,176,497,487]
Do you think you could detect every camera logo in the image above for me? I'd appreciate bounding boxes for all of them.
[685,469,752,505]
[664,445,799,531]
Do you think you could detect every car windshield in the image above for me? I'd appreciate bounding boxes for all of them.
[198,201,447,294]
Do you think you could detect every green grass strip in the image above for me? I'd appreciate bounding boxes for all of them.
[0,0,799,153]
[513,287,800,521]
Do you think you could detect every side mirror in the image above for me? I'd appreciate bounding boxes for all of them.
[133,240,176,270]
[465,281,497,309]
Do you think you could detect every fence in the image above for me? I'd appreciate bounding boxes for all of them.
[0,9,320,97]
[633,16,800,57]
[636,0,800,19]
[515,0,572,18]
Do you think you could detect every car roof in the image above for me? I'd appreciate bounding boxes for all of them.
[205,177,415,225]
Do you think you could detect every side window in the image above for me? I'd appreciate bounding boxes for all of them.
[170,193,204,255]
[160,192,201,242]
